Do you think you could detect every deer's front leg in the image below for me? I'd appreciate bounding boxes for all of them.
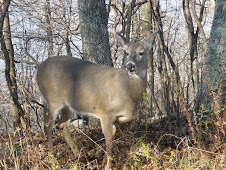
[100,117,116,170]
[58,107,79,155]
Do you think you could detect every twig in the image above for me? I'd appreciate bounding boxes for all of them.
[156,133,220,155]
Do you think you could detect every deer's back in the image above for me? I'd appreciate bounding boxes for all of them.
[36,56,145,117]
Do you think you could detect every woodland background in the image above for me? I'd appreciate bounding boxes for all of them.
[0,0,225,169]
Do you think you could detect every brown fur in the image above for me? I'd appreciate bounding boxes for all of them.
[36,31,158,169]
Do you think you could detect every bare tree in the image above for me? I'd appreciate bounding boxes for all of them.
[45,0,53,57]
[183,0,207,94]
[0,0,25,126]
[151,0,180,116]
[141,0,161,117]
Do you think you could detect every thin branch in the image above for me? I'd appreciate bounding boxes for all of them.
[191,0,208,54]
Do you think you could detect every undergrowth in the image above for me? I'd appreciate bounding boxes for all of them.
[0,94,225,169]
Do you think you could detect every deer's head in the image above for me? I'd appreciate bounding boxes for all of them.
[116,31,158,78]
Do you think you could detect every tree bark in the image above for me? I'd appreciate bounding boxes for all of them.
[125,0,136,39]
[78,0,112,66]
[45,0,53,57]
[65,31,72,57]
[207,0,225,89]
[183,0,198,94]
[183,0,206,95]
[206,0,225,105]
[191,0,208,54]
[0,0,25,126]
[141,0,157,116]
[195,0,225,113]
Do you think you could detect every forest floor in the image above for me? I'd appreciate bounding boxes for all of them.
[0,114,225,169]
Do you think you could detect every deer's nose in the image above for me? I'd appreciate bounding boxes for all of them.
[126,62,136,71]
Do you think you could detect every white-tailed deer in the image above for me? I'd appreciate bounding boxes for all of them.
[36,31,158,169]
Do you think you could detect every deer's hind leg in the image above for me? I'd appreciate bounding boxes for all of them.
[44,109,54,153]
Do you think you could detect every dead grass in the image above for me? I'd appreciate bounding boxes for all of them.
[0,110,225,170]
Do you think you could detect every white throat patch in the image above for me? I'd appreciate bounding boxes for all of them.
[129,70,146,79]
[137,70,146,78]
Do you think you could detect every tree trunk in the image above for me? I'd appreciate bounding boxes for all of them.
[206,0,225,109]
[141,0,163,117]
[61,0,72,57]
[183,0,198,94]
[183,0,206,95]
[152,1,172,116]
[125,0,136,39]
[195,0,225,113]
[78,0,112,66]
[65,31,72,57]
[0,0,25,126]
[4,12,19,125]
[151,0,184,118]
[45,0,53,57]
[78,0,113,128]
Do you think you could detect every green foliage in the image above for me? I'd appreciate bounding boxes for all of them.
[197,104,208,125]
[48,152,59,170]
[164,149,176,163]
[196,104,209,135]
[69,163,78,170]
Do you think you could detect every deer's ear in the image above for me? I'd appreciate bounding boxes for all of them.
[142,31,158,50]
[115,33,130,49]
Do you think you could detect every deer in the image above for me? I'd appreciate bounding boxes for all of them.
[36,31,158,170]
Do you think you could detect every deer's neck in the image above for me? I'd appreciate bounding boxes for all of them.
[137,70,146,79]
[128,73,147,102]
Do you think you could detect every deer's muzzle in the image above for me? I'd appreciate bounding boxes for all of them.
[126,62,136,74]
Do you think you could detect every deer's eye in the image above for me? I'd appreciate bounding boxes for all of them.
[125,52,129,56]
[139,51,144,56]
[136,51,144,61]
